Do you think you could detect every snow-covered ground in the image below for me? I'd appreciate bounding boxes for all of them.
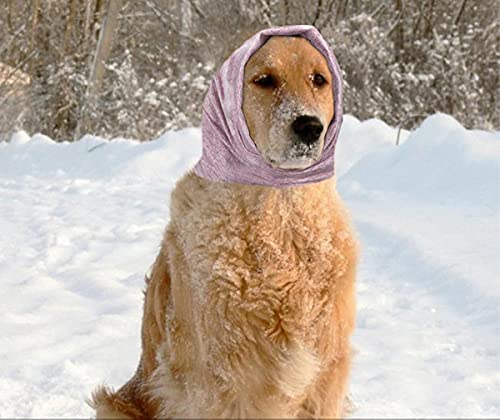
[1,114,498,417]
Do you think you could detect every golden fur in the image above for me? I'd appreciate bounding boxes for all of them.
[91,36,358,419]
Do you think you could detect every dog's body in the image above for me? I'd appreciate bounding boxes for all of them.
[92,33,358,419]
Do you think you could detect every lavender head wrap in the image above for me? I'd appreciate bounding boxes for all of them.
[193,25,343,187]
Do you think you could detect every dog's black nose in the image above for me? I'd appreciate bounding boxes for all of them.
[291,115,324,145]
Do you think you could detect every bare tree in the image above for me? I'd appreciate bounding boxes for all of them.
[75,0,122,139]
[88,0,122,98]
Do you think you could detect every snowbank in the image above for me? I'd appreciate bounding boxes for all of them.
[343,113,500,207]
[1,115,406,181]
[2,128,202,182]
[1,114,498,417]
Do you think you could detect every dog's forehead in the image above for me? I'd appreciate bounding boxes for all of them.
[247,36,328,71]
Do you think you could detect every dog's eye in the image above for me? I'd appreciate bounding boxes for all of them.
[311,73,327,87]
[253,74,275,88]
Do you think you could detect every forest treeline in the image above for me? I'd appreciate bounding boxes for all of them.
[0,0,497,141]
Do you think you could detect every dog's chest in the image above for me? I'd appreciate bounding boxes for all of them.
[165,177,356,409]
[187,193,345,346]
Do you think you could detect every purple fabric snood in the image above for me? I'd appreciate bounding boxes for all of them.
[193,25,343,188]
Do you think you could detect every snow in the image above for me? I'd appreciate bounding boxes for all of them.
[1,114,499,417]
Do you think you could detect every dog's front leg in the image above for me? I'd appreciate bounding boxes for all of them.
[298,352,352,419]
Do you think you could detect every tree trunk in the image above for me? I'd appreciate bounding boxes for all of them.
[454,0,467,26]
[93,0,106,40]
[74,0,121,139]
[7,0,14,31]
[179,0,192,74]
[393,0,405,63]
[424,0,435,38]
[63,0,79,57]
[87,0,121,98]
[29,0,40,54]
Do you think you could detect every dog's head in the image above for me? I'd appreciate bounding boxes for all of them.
[243,36,334,170]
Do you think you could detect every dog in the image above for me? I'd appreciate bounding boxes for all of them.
[91,33,358,419]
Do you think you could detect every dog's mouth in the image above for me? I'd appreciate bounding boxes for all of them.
[267,142,322,170]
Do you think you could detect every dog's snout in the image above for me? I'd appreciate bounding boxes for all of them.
[291,115,324,145]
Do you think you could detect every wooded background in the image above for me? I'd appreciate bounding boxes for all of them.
[0,0,498,141]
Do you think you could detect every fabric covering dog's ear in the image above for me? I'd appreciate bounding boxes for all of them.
[194,25,343,187]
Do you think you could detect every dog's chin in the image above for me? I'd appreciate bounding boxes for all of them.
[274,157,316,169]
[261,139,323,170]
[266,152,320,170]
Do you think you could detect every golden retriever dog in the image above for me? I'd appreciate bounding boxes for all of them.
[91,34,358,419]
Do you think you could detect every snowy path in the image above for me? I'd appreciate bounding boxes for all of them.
[345,192,499,417]
[0,176,167,415]
[1,115,498,417]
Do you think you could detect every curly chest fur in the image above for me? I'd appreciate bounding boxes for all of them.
[169,174,354,350]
